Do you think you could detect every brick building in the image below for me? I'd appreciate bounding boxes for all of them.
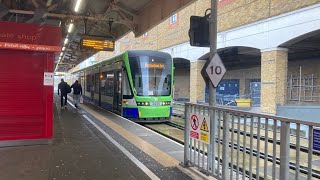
[71,0,320,120]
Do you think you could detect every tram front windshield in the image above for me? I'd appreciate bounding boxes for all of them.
[129,55,172,96]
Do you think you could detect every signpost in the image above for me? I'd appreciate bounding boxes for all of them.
[186,0,222,173]
[206,0,223,174]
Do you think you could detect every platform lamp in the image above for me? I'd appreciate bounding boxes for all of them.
[68,22,74,33]
[74,0,83,12]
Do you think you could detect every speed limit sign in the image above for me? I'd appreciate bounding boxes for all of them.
[203,53,226,87]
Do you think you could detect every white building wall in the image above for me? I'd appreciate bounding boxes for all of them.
[161,3,320,61]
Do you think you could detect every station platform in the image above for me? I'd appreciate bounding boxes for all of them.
[0,95,210,180]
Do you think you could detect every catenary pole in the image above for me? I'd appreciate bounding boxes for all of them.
[209,1,217,106]
[209,0,218,175]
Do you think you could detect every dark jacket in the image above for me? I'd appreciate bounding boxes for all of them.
[58,82,68,95]
[71,83,82,95]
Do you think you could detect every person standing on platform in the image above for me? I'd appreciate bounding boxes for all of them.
[71,80,82,108]
[58,78,70,109]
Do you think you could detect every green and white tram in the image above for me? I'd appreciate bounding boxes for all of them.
[73,50,173,122]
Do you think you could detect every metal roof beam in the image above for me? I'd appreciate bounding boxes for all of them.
[27,7,47,23]
[9,9,103,21]
[31,0,39,8]
[112,4,137,18]
[0,3,9,19]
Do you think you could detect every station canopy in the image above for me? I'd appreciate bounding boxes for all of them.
[0,0,195,71]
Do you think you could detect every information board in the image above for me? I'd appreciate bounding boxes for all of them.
[80,36,114,51]
[313,127,320,153]
[43,72,54,86]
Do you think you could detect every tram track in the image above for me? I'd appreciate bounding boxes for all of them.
[172,111,317,156]
[143,123,184,145]
[164,121,184,130]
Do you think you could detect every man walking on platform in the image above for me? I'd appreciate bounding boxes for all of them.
[58,78,70,109]
[71,80,82,108]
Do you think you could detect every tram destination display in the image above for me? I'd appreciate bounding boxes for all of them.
[80,36,114,51]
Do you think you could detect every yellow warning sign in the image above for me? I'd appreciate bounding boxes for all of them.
[200,118,209,132]
[200,132,209,143]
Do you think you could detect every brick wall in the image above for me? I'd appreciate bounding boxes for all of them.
[261,49,288,114]
[174,69,191,99]
[113,0,320,54]
[223,66,261,95]
[189,60,206,102]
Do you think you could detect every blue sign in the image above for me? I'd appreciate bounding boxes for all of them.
[313,128,320,152]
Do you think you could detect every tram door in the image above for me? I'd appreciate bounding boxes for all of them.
[90,75,95,102]
[113,71,122,114]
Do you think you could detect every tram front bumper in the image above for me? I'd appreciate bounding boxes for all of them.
[138,106,172,118]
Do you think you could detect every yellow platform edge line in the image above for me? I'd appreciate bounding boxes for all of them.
[81,105,180,168]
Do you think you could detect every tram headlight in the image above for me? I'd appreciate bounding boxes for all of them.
[137,102,150,106]
[165,101,171,106]
[161,101,171,106]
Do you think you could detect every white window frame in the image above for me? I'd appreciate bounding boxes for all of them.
[143,32,148,37]
[170,14,177,24]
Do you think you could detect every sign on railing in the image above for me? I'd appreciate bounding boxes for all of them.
[190,113,210,144]
[183,102,320,180]
[313,128,320,153]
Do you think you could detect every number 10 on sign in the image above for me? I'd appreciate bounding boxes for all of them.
[204,53,226,88]
[210,65,222,75]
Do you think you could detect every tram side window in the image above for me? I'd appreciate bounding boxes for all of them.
[82,75,85,93]
[94,73,99,94]
[161,74,171,95]
[123,71,132,97]
[106,73,114,96]
[100,72,106,95]
[86,75,90,92]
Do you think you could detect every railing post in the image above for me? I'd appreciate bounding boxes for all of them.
[280,121,290,180]
[183,103,191,166]
[209,107,216,174]
[222,111,230,179]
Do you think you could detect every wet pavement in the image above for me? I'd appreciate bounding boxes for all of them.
[0,97,151,180]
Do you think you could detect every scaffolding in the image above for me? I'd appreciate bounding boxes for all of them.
[250,82,261,106]
[288,67,319,103]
